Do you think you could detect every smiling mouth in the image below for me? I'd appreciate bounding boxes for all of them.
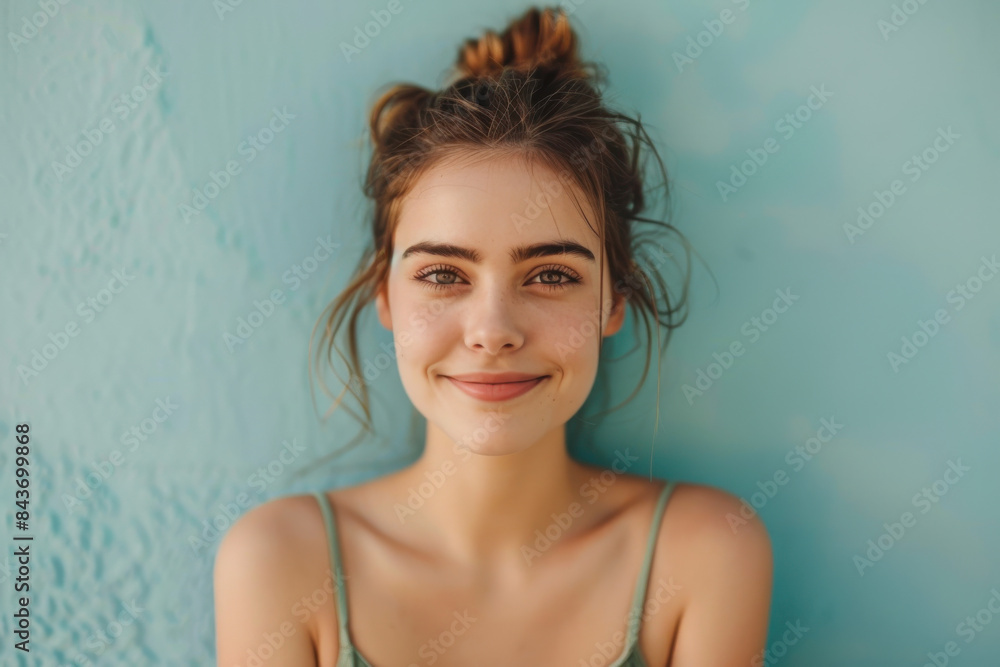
[444,376,548,401]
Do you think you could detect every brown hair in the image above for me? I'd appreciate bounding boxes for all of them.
[308,6,700,473]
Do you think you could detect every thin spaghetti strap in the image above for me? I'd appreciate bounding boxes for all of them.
[624,479,677,646]
[312,491,354,654]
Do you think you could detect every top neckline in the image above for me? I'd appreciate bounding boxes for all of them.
[313,478,677,666]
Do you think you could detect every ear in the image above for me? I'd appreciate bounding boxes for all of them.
[603,290,626,337]
[374,281,392,331]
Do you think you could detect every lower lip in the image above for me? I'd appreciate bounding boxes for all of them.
[445,376,547,401]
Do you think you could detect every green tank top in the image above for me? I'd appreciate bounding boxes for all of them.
[312,479,677,666]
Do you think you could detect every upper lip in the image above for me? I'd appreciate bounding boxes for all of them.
[444,372,547,384]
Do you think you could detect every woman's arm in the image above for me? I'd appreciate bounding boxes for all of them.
[667,486,774,666]
[214,498,321,667]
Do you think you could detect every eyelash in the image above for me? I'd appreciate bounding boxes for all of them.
[413,264,582,292]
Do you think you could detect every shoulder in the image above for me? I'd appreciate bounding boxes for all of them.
[662,481,772,558]
[214,493,331,666]
[652,481,773,663]
[614,478,772,584]
[611,474,772,565]
[215,493,326,575]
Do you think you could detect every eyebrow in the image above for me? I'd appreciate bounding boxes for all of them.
[400,240,596,264]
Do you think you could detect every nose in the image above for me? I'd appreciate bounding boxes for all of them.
[462,285,525,355]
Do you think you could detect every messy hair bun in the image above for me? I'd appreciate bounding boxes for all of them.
[311,5,695,471]
[453,6,598,82]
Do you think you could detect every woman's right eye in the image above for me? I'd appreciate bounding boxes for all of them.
[413,266,465,291]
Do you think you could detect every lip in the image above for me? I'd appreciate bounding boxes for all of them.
[447,372,545,383]
[443,373,548,402]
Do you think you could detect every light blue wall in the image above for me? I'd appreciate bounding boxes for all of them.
[2,1,999,665]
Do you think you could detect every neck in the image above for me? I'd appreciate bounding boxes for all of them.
[395,419,588,573]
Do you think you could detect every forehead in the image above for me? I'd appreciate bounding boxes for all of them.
[394,153,599,250]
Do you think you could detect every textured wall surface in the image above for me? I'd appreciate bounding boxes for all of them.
[2,0,999,665]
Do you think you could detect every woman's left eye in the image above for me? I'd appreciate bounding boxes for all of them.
[530,269,579,288]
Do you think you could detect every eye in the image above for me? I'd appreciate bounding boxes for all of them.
[529,266,582,290]
[412,265,582,292]
[412,265,465,291]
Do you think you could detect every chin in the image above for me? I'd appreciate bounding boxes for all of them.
[444,420,530,456]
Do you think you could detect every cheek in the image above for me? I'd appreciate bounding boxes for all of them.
[544,308,605,365]
[390,295,458,362]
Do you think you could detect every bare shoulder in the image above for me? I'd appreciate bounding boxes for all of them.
[214,493,332,666]
[216,493,332,572]
[660,481,773,562]
[610,476,772,581]
[654,481,774,665]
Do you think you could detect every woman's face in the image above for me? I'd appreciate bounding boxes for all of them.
[375,153,626,456]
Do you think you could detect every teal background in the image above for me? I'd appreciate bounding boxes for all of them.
[2,0,999,665]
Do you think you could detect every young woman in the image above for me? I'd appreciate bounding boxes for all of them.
[215,7,772,666]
